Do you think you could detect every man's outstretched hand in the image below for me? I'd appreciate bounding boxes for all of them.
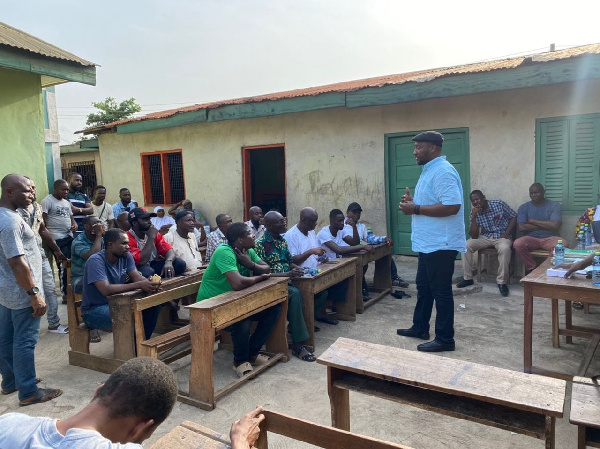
[230,406,265,449]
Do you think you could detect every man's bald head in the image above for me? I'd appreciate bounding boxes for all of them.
[263,211,286,236]
[0,174,34,210]
[116,211,131,232]
[298,207,318,233]
[1,174,27,190]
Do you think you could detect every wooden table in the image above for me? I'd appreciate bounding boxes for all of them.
[343,244,392,313]
[570,376,600,449]
[521,260,600,379]
[290,258,357,351]
[318,337,567,449]
[181,277,289,410]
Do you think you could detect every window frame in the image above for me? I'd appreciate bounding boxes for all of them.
[140,149,186,206]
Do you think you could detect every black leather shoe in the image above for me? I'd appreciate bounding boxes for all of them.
[498,284,509,297]
[396,327,430,340]
[417,340,455,352]
[456,278,474,288]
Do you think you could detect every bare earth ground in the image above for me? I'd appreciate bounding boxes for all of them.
[1,255,598,448]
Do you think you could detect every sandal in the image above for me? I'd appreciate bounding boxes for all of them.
[19,388,62,406]
[232,362,253,378]
[90,329,101,343]
[292,345,316,362]
[250,354,270,366]
[325,306,337,315]
[48,324,69,334]
[1,378,41,395]
[316,315,339,325]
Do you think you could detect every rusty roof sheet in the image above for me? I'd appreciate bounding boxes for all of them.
[85,43,600,133]
[0,22,96,66]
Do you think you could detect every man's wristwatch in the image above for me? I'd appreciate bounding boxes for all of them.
[26,286,40,296]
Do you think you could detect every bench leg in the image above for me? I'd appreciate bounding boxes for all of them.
[72,328,90,354]
[551,299,559,348]
[578,425,586,449]
[327,367,350,431]
[189,311,216,409]
[566,301,573,345]
[544,416,555,449]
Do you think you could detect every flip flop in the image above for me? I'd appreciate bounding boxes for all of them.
[90,329,101,343]
[19,388,62,406]
[292,345,316,362]
[250,354,270,366]
[1,378,41,395]
[48,324,69,334]
[232,362,253,378]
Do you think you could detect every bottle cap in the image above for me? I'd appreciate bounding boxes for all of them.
[557,239,562,243]
[596,251,600,255]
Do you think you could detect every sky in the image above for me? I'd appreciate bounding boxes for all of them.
[3,0,600,143]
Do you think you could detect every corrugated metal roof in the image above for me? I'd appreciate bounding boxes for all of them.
[0,22,96,67]
[86,43,600,133]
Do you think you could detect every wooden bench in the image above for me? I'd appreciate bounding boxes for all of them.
[133,279,202,363]
[290,258,357,351]
[67,270,205,373]
[182,277,290,410]
[150,410,413,449]
[570,376,600,449]
[317,337,567,448]
[342,243,392,313]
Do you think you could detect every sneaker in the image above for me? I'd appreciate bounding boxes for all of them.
[392,276,409,288]
[362,288,371,301]
[498,284,509,297]
[456,278,474,288]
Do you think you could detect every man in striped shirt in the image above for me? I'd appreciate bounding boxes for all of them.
[67,173,93,232]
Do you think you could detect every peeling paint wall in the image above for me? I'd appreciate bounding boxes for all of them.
[0,68,48,197]
[98,79,600,240]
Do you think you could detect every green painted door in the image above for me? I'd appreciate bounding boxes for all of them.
[385,128,470,255]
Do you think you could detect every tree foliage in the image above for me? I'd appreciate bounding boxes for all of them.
[85,97,142,128]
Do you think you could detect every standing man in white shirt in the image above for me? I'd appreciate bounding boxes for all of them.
[90,185,114,231]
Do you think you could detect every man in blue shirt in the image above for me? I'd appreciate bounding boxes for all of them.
[81,228,160,340]
[397,131,466,352]
[513,183,563,275]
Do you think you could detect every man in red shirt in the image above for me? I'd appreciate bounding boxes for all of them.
[127,208,186,278]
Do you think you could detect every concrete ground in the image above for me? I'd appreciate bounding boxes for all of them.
[1,255,598,448]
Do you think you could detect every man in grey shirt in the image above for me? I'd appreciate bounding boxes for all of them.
[41,179,77,299]
[0,174,62,406]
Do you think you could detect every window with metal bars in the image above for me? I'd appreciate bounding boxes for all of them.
[141,150,186,205]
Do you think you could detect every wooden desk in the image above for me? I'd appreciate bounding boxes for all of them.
[570,376,600,449]
[151,410,413,449]
[182,277,289,410]
[318,337,566,449]
[68,270,204,373]
[290,258,357,351]
[342,243,392,313]
[521,260,600,379]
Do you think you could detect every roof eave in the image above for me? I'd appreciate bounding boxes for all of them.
[0,45,96,86]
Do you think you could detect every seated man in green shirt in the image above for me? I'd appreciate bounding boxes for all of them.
[256,211,316,362]
[196,222,281,378]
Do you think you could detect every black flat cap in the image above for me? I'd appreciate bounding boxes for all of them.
[412,131,444,147]
[347,202,362,211]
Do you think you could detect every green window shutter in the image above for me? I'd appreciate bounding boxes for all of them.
[537,114,600,215]
[538,119,569,205]
[568,116,600,213]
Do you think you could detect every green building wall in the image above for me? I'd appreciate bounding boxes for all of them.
[0,68,48,197]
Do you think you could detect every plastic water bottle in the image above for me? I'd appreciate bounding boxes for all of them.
[593,252,600,286]
[366,227,374,244]
[577,232,586,250]
[554,240,565,266]
[585,224,593,247]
